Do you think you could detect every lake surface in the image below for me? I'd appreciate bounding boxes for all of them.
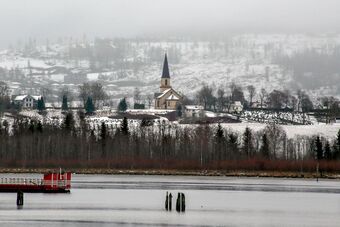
[0,174,340,226]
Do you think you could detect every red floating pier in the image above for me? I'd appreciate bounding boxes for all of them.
[0,172,71,193]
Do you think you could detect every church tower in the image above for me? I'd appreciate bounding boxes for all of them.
[160,53,171,92]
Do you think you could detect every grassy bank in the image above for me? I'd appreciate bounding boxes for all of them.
[0,168,340,179]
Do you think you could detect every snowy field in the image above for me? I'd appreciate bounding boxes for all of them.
[220,123,340,139]
[2,108,339,139]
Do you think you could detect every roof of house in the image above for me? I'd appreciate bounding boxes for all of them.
[14,95,28,101]
[166,94,180,100]
[156,88,172,98]
[32,95,42,100]
[185,105,204,110]
[14,95,42,101]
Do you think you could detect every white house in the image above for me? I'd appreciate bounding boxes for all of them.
[230,101,243,113]
[184,105,204,118]
[13,95,42,109]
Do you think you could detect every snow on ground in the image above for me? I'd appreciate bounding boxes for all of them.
[2,34,340,103]
[219,123,340,139]
[2,109,340,139]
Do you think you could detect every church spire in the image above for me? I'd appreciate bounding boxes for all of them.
[161,53,170,78]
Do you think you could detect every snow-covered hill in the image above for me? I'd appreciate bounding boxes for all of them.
[1,34,340,102]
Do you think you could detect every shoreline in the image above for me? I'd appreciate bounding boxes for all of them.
[1,168,340,179]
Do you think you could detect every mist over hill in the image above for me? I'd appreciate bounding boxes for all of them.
[1,0,340,48]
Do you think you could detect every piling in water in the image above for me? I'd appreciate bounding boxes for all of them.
[176,192,180,212]
[169,193,172,211]
[165,192,173,211]
[165,192,169,211]
[181,193,185,212]
[176,192,186,212]
[16,191,24,206]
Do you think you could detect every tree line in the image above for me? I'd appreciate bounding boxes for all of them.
[1,113,340,171]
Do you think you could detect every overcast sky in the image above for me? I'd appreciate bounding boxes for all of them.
[1,0,340,47]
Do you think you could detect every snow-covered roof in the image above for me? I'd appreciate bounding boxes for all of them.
[32,95,42,100]
[166,94,180,100]
[14,95,28,101]
[14,95,42,101]
[157,88,172,98]
[233,101,242,106]
[185,105,204,110]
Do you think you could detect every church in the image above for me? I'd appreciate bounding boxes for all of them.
[154,54,183,110]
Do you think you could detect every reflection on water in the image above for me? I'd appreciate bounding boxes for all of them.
[0,174,340,226]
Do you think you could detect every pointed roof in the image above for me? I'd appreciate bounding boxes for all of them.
[161,53,170,78]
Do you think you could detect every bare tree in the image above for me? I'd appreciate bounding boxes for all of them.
[78,82,92,107]
[0,81,9,97]
[216,87,226,112]
[133,87,141,104]
[264,123,287,159]
[0,81,10,116]
[247,85,256,107]
[78,82,108,108]
[59,86,74,104]
[146,94,154,109]
[230,83,245,103]
[259,88,267,109]
[91,82,108,108]
[320,96,339,124]
[196,84,215,110]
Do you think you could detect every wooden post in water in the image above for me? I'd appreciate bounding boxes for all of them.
[316,162,319,182]
[16,191,24,206]
[176,192,186,212]
[165,192,169,211]
[176,192,180,212]
[169,193,172,211]
[181,193,185,212]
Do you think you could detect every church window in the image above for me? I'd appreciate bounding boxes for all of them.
[165,79,167,86]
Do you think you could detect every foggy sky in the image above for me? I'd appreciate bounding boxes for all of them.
[1,0,340,47]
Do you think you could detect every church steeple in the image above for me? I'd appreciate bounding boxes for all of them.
[160,53,171,92]
[162,53,170,78]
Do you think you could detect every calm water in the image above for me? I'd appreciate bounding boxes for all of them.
[0,174,340,226]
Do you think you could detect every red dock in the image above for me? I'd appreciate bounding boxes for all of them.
[0,172,71,193]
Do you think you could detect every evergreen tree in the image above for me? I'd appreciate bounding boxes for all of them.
[242,127,254,158]
[228,133,238,156]
[324,140,332,160]
[118,98,128,112]
[214,123,225,160]
[28,120,35,133]
[85,97,95,114]
[63,112,75,132]
[260,133,270,159]
[37,97,46,111]
[315,136,323,160]
[36,121,43,133]
[176,104,182,117]
[100,122,107,158]
[120,117,129,135]
[100,122,107,140]
[61,95,68,111]
[215,123,224,138]
[333,129,340,159]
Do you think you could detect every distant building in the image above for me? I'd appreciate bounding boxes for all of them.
[154,54,182,110]
[230,101,243,113]
[184,105,204,118]
[64,73,87,84]
[13,95,42,109]
[251,101,268,109]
